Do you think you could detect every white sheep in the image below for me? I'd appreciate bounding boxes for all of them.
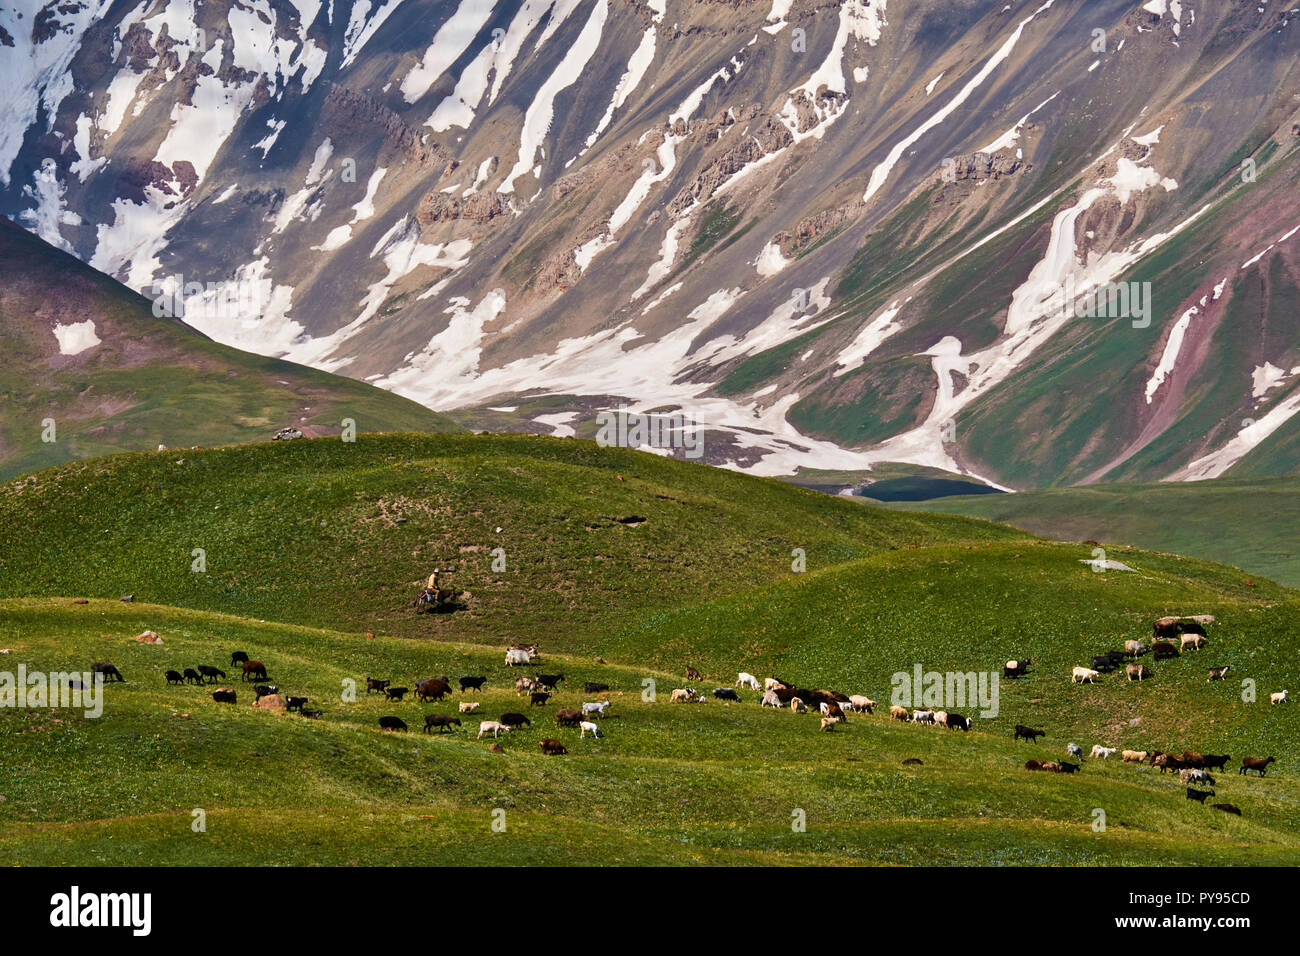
[1071,666,1100,684]
[736,672,761,691]
[1272,690,1289,704]
[1091,745,1117,759]
[476,721,512,739]
[848,695,876,713]
[579,721,604,738]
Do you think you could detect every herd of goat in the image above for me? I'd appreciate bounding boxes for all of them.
[85,618,1284,796]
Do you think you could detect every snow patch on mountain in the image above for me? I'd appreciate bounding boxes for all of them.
[53,320,101,356]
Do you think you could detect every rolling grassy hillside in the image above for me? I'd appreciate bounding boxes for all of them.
[889,477,1300,588]
[0,436,1295,865]
[0,215,458,480]
[1,599,1295,866]
[0,434,1023,647]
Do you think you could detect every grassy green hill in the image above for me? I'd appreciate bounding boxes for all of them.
[0,434,1022,648]
[888,477,1300,588]
[0,215,458,480]
[0,436,1295,865]
[1,598,1295,866]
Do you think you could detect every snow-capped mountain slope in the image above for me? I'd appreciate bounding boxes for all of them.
[4,0,1300,487]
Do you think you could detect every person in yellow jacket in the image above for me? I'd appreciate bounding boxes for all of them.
[426,570,440,592]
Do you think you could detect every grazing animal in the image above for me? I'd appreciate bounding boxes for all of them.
[1024,760,1046,771]
[1153,753,1184,773]
[253,684,278,699]
[529,691,552,707]
[911,709,935,725]
[1091,655,1117,673]
[1180,633,1206,651]
[819,716,841,731]
[535,673,564,689]
[91,662,125,682]
[584,682,610,694]
[1180,768,1215,785]
[1152,642,1179,660]
[414,678,452,702]
[1091,746,1117,759]
[579,721,604,738]
[1067,743,1083,759]
[1202,754,1231,770]
[849,695,876,714]
[764,678,788,692]
[1126,663,1152,681]
[735,672,761,691]
[540,738,567,756]
[1186,788,1214,803]
[1040,762,1063,772]
[197,665,226,683]
[685,666,703,681]
[1207,665,1231,681]
[424,714,462,734]
[822,702,847,721]
[378,716,407,731]
[212,688,236,704]
[1211,803,1242,816]
[384,686,408,701]
[790,698,808,714]
[1152,616,1181,639]
[1014,725,1046,743]
[761,690,784,709]
[555,709,583,727]
[1271,690,1289,705]
[459,676,487,692]
[499,713,530,728]
[299,708,322,719]
[183,668,204,685]
[164,670,184,686]
[890,705,909,721]
[1179,751,1207,768]
[1056,762,1081,774]
[932,710,948,727]
[670,688,697,703]
[902,758,923,766]
[505,648,533,667]
[241,660,268,681]
[285,696,307,712]
[515,676,538,695]
[1124,640,1149,657]
[1003,659,1030,679]
[1121,750,1148,763]
[1071,666,1100,684]
[945,712,972,731]
[582,700,612,718]
[476,721,512,739]
[1239,756,1275,777]
[458,701,481,714]
[713,687,740,702]
[230,651,250,666]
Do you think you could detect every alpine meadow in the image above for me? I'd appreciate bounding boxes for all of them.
[0,0,1297,895]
